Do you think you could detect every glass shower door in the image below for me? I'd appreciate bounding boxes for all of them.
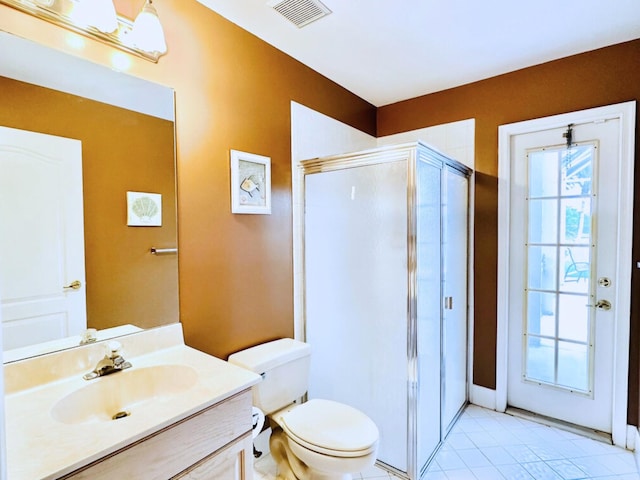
[441,166,469,434]
[305,160,410,471]
[415,156,442,474]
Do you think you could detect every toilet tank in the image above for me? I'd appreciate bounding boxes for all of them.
[228,338,311,414]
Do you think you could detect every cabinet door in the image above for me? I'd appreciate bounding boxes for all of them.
[441,167,469,433]
[63,391,252,480]
[175,435,253,480]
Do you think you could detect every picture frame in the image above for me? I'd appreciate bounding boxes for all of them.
[127,191,162,226]
[230,149,271,214]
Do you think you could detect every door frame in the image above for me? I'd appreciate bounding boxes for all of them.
[496,101,636,447]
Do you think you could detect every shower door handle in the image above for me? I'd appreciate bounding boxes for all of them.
[443,296,453,310]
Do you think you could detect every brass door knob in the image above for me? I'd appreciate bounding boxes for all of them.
[63,280,82,290]
[587,299,612,310]
[595,299,612,310]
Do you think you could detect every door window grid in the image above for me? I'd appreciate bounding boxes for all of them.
[524,144,596,394]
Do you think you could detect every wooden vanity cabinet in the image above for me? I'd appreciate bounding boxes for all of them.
[62,389,254,480]
[175,434,253,480]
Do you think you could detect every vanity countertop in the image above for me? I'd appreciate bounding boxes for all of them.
[3,324,143,363]
[4,324,261,480]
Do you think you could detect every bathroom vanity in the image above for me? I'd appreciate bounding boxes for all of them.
[3,324,260,480]
[62,391,253,480]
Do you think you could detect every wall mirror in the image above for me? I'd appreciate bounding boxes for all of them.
[0,30,179,362]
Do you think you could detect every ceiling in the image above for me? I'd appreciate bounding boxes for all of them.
[196,0,640,107]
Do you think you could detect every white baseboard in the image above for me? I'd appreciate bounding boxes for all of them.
[632,427,639,469]
[469,384,497,411]
[626,425,636,450]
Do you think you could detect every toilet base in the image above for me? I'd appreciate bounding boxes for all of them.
[269,428,354,480]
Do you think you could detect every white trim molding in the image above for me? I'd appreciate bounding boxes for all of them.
[627,424,637,451]
[496,101,636,448]
[469,384,497,411]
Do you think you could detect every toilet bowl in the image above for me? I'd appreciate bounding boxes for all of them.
[228,339,379,480]
[271,399,378,479]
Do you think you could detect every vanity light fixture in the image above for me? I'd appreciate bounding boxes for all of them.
[127,0,167,55]
[0,0,168,62]
[71,0,118,34]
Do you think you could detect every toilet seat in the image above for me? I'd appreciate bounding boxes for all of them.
[279,399,379,458]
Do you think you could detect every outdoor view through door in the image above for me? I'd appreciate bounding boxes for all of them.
[525,142,595,394]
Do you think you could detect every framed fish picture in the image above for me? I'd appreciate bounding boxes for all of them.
[230,149,271,214]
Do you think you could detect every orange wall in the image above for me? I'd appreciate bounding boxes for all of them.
[0,1,376,359]
[0,77,178,330]
[378,39,640,423]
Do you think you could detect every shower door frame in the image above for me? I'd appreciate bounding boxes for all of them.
[302,142,471,480]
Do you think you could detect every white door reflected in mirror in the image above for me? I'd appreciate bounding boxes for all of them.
[0,126,87,351]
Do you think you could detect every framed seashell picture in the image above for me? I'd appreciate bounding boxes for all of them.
[230,149,271,214]
[127,191,162,226]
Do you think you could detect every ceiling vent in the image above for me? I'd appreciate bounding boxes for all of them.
[267,0,332,28]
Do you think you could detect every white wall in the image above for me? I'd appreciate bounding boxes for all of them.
[378,119,475,170]
[291,102,377,339]
[0,285,6,480]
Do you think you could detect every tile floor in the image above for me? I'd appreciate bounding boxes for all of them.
[253,404,640,480]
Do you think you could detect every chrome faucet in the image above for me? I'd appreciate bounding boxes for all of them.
[83,341,132,380]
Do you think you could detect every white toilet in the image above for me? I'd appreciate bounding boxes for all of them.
[228,338,379,480]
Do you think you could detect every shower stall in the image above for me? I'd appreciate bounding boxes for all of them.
[303,142,470,479]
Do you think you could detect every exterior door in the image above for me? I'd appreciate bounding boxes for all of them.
[507,119,621,433]
[0,126,86,351]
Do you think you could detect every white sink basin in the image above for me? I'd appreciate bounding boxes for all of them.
[5,325,262,480]
[51,365,198,424]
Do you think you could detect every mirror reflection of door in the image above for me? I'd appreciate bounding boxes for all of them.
[0,126,86,351]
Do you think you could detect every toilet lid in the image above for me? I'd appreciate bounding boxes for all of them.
[280,399,379,457]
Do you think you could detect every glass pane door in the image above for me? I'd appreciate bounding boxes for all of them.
[525,143,596,394]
